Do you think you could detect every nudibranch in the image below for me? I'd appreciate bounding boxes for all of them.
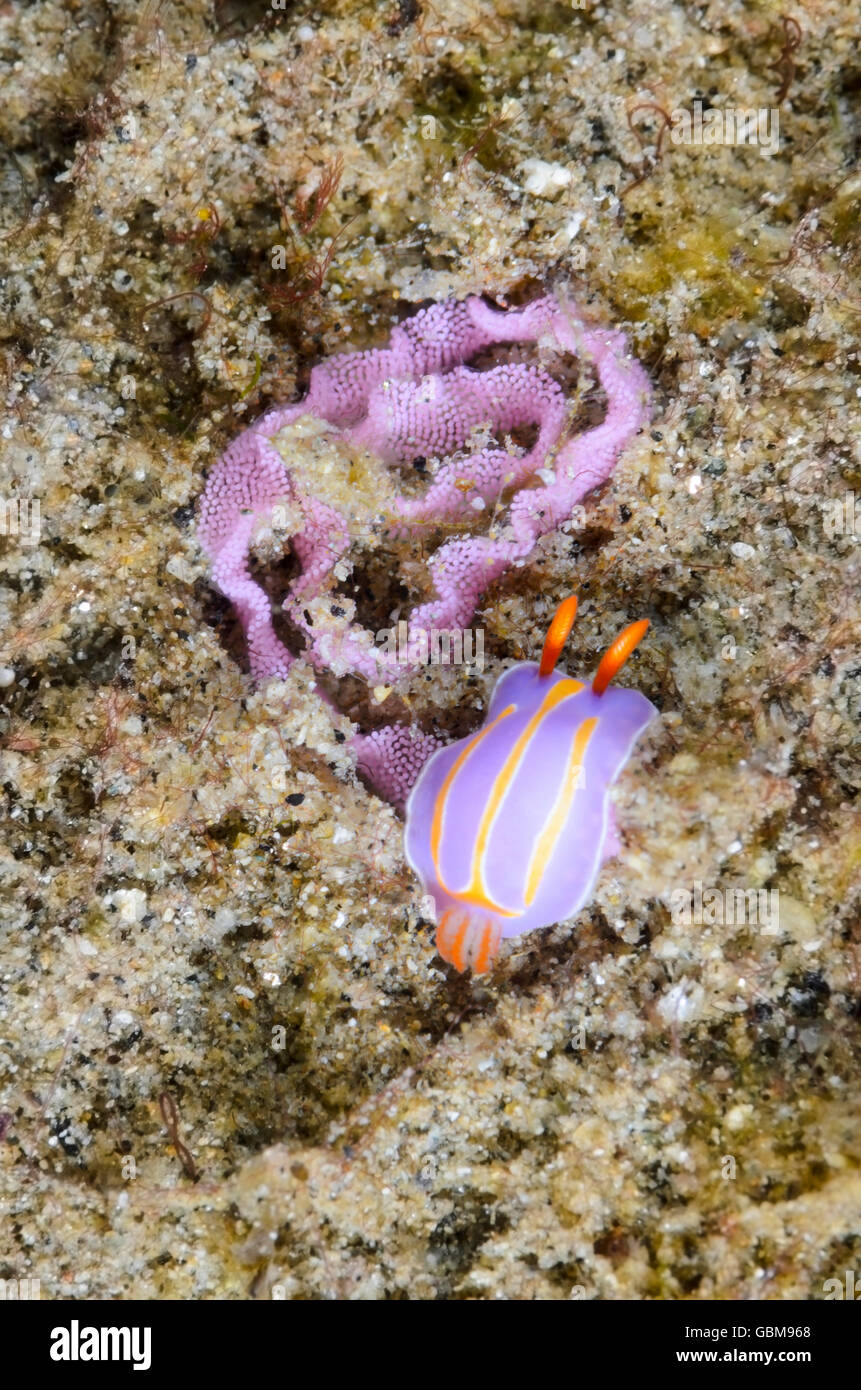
[404,596,656,973]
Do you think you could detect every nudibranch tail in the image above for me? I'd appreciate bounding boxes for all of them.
[436,908,502,975]
[591,618,651,696]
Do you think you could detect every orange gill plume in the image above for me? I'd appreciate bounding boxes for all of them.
[436,908,503,975]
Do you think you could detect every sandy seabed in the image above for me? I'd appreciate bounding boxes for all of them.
[0,0,858,1299]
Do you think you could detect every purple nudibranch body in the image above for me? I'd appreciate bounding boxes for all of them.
[404,596,656,973]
